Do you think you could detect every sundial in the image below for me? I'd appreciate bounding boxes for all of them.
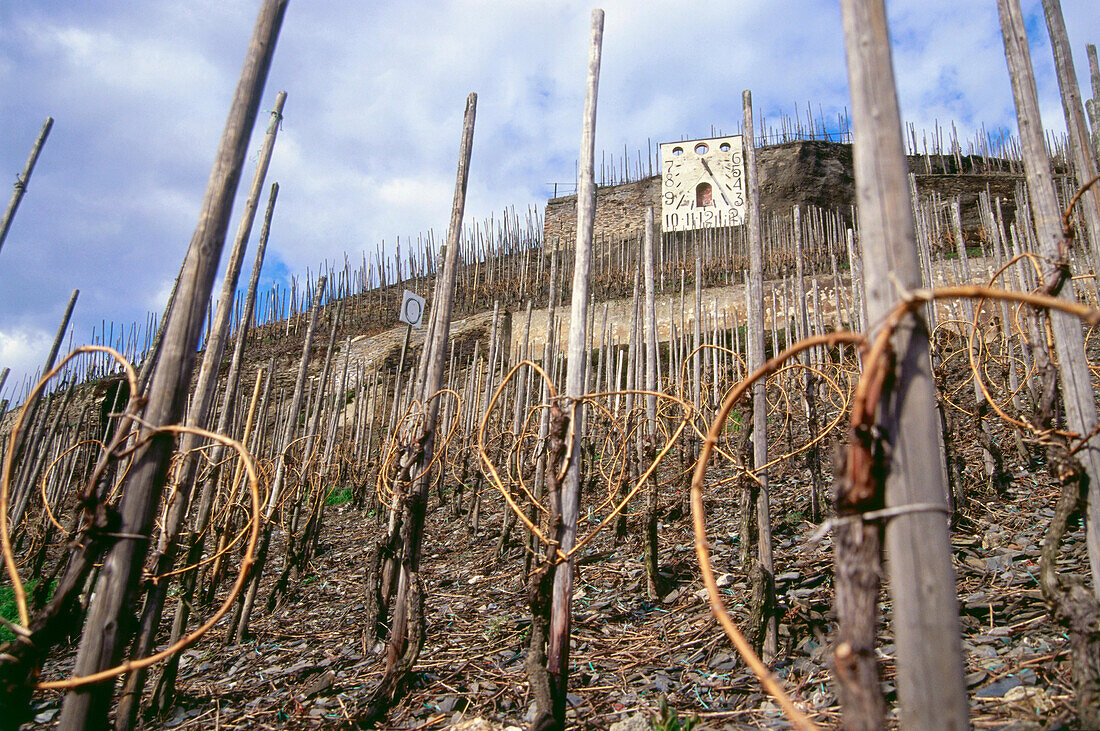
[659,135,747,232]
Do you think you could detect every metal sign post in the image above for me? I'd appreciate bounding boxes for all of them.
[389,290,426,442]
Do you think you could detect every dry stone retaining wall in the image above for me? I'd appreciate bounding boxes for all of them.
[544,140,1029,244]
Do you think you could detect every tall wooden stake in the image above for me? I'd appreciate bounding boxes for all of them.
[1000,0,1100,600]
[116,90,286,731]
[234,274,325,645]
[642,207,660,600]
[1086,44,1099,161]
[545,10,603,729]
[0,117,53,257]
[743,90,777,663]
[151,182,281,711]
[1001,4,1100,719]
[1040,0,1100,271]
[57,2,287,725]
[839,1,968,727]
[365,93,476,722]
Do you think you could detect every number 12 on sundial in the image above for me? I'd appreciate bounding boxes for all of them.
[659,135,747,233]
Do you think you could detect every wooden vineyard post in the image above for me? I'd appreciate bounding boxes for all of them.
[839,0,968,728]
[539,11,603,730]
[792,207,824,522]
[999,5,1100,718]
[526,248,560,569]
[1041,0,1100,270]
[0,117,52,258]
[364,92,476,721]
[614,264,641,541]
[687,249,702,517]
[470,300,503,534]
[742,90,777,663]
[495,299,535,558]
[693,252,703,422]
[55,1,287,727]
[642,206,660,600]
[949,198,1001,486]
[7,287,79,531]
[1087,44,1099,162]
[116,91,286,731]
[272,298,342,598]
[151,182,281,712]
[387,321,414,454]
[8,286,79,528]
[1000,0,1100,601]
[233,276,326,645]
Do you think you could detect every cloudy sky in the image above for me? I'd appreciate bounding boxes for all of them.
[0,1,1096,395]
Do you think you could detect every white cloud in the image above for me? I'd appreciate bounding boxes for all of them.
[145,277,176,314]
[0,327,55,397]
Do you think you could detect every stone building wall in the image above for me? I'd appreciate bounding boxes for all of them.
[544,140,1029,244]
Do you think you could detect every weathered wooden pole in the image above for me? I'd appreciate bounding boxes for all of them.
[275,300,342,581]
[949,198,999,483]
[8,287,79,529]
[527,248,561,567]
[150,181,281,712]
[839,1,968,728]
[116,89,286,729]
[365,93,476,722]
[57,2,287,726]
[743,90,777,663]
[469,300,502,532]
[1001,4,1100,719]
[387,322,414,445]
[1000,0,1100,599]
[1086,44,1099,160]
[544,10,603,729]
[687,248,703,517]
[43,289,79,378]
[693,252,703,417]
[1040,0,1100,269]
[793,207,824,522]
[0,117,53,257]
[234,274,325,645]
[642,206,660,600]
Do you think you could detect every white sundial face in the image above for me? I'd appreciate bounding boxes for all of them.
[659,136,747,233]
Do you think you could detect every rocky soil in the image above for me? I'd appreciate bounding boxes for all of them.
[21,393,1090,729]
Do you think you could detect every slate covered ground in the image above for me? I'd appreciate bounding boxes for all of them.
[23,403,1088,729]
[14,258,1093,729]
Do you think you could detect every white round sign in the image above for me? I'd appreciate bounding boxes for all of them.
[399,290,426,328]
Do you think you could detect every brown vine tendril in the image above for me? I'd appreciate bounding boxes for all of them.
[0,346,262,690]
[1,346,139,628]
[35,422,261,690]
[692,331,855,731]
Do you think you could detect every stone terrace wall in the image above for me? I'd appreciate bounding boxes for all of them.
[543,176,661,246]
[544,140,1029,244]
[914,173,1024,235]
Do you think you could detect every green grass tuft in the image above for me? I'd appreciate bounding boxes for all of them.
[324,486,353,506]
[1,579,56,643]
[653,698,698,731]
